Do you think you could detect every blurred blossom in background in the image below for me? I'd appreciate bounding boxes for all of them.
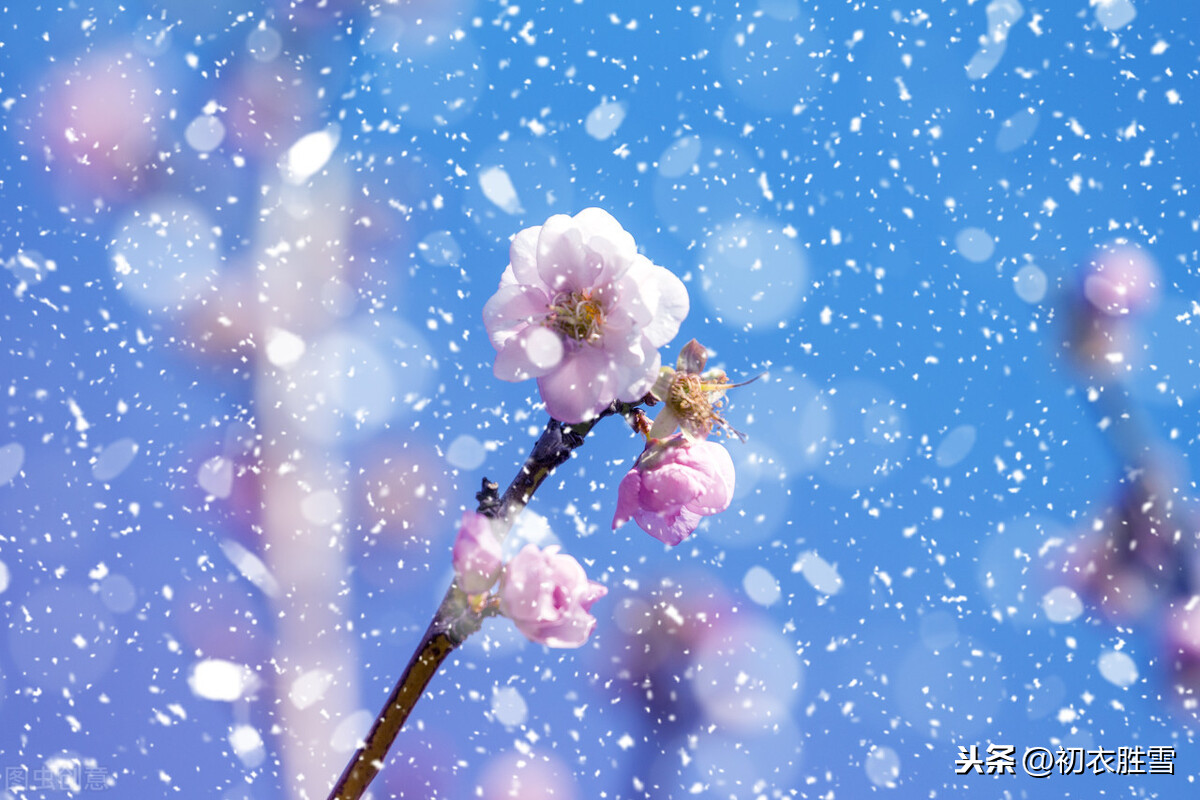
[1,1,1199,798]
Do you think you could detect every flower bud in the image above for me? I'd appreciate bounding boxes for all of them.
[498,544,607,648]
[612,434,735,546]
[452,512,504,595]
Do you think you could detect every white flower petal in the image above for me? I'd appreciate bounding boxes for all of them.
[618,344,660,402]
[484,209,692,416]
[537,214,599,292]
[508,224,545,288]
[574,208,638,282]
[482,284,550,349]
[524,326,565,371]
[573,208,637,255]
[635,259,689,347]
[537,346,620,423]
[495,334,555,381]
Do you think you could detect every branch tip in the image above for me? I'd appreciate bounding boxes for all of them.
[475,478,501,516]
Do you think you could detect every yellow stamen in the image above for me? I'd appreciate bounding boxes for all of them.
[667,373,721,437]
[548,290,605,342]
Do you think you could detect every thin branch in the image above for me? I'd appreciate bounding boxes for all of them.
[326,588,469,800]
[325,400,640,800]
[489,403,630,529]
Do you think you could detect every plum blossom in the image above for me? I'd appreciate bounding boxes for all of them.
[451,512,503,595]
[498,543,607,648]
[613,434,735,546]
[483,208,689,424]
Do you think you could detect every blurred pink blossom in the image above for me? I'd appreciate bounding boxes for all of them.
[451,512,503,595]
[613,434,735,546]
[34,48,162,198]
[499,544,607,648]
[1081,245,1161,317]
[483,208,688,423]
[1164,597,1200,702]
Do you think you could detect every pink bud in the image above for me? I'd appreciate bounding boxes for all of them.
[452,512,503,595]
[498,544,607,648]
[612,434,735,546]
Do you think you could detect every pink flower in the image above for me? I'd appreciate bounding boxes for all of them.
[612,435,735,546]
[452,512,503,595]
[498,543,608,648]
[1080,245,1161,317]
[483,208,689,424]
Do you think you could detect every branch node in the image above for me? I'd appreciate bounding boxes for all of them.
[475,478,501,516]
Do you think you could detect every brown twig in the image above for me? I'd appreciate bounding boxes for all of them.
[324,400,640,800]
[326,587,475,800]
[489,405,625,524]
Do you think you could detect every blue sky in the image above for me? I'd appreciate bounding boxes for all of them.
[2,1,1198,797]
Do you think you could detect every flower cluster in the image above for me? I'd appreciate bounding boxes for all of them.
[473,208,747,649]
[452,511,607,648]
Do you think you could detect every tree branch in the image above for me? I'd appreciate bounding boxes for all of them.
[324,400,639,800]
[326,591,467,800]
[488,403,628,529]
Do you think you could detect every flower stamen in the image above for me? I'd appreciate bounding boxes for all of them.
[648,340,759,441]
[666,371,738,439]
[548,290,605,343]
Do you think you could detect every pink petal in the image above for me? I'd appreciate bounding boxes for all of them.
[544,545,586,585]
[634,506,702,547]
[682,441,736,515]
[585,329,656,404]
[571,208,638,285]
[536,612,595,649]
[499,544,545,619]
[638,462,706,514]
[573,208,637,259]
[537,214,601,293]
[536,346,619,423]
[612,468,643,529]
[578,581,607,612]
[493,327,561,382]
[498,543,604,648]
[482,284,550,349]
[617,346,660,402]
[604,271,653,329]
[452,512,503,595]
